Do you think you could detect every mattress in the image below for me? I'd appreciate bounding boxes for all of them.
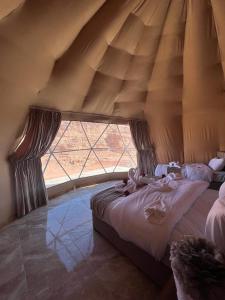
[169,188,218,243]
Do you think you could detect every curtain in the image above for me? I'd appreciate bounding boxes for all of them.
[129,120,157,176]
[9,107,61,217]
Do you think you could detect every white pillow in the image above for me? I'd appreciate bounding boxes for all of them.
[185,163,213,182]
[208,157,225,171]
[154,164,168,176]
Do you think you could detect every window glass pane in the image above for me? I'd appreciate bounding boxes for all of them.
[54,151,90,180]
[42,154,50,172]
[94,124,124,150]
[94,149,123,173]
[43,155,70,187]
[126,149,137,165]
[80,151,105,177]
[50,121,70,151]
[54,122,89,151]
[41,121,136,187]
[118,124,134,147]
[81,122,108,146]
[114,153,135,172]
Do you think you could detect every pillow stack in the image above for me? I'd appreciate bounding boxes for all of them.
[208,157,225,171]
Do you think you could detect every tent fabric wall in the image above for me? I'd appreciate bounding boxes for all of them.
[183,0,225,163]
[0,0,225,226]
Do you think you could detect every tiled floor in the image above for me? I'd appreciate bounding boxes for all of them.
[0,181,159,300]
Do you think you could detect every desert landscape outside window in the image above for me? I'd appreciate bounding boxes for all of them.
[41,121,137,187]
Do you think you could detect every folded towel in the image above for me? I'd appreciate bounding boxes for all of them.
[147,181,175,193]
[128,167,141,184]
[116,168,144,194]
[144,198,168,224]
[167,172,183,181]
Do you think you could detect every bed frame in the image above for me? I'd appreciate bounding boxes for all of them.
[93,214,172,287]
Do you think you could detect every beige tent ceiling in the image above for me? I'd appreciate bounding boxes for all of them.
[0,0,225,225]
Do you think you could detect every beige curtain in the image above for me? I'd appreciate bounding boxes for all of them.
[129,120,157,176]
[9,107,61,217]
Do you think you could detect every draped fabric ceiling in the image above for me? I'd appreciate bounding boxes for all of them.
[0,0,225,225]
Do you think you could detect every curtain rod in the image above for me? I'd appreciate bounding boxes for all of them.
[62,111,143,124]
[30,106,144,124]
[30,105,61,113]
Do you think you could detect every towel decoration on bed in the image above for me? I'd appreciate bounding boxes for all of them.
[167,172,183,181]
[115,167,144,194]
[144,197,168,224]
[143,173,182,224]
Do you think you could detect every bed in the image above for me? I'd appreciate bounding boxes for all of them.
[91,178,218,286]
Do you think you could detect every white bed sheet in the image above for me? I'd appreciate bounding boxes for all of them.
[103,186,218,261]
[104,179,209,260]
[169,188,218,243]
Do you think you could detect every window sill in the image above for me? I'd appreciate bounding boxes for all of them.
[47,172,128,199]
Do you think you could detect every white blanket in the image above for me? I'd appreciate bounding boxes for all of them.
[106,178,209,260]
[184,163,213,182]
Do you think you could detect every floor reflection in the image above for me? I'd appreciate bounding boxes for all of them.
[46,218,94,272]
[0,181,158,300]
[46,187,95,272]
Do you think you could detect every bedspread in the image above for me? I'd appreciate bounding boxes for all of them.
[105,179,209,260]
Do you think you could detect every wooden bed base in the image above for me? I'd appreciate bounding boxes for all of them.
[93,214,172,287]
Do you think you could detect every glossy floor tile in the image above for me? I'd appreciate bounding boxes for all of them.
[0,181,159,300]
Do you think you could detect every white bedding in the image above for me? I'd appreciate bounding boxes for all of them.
[184,163,213,182]
[105,178,209,260]
[169,188,218,243]
[155,163,213,183]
